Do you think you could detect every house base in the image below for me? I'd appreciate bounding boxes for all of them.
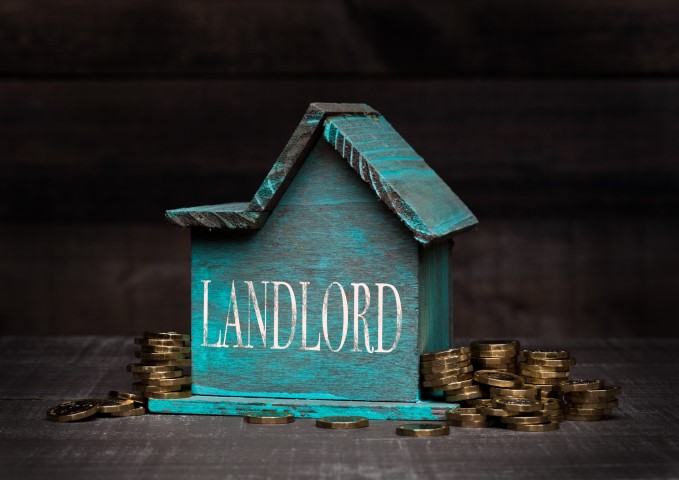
[147,395,457,421]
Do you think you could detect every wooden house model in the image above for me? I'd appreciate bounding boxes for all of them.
[150,103,477,419]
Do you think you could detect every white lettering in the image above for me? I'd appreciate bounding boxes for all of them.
[272,281,297,350]
[322,282,349,353]
[375,283,402,353]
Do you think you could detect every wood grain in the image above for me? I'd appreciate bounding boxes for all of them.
[2,0,679,76]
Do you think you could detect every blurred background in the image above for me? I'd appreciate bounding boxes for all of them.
[1,1,677,338]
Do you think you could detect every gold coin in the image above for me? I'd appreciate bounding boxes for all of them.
[506,421,560,432]
[527,357,576,368]
[542,399,563,410]
[565,406,614,416]
[135,337,186,347]
[565,398,619,409]
[470,340,520,351]
[500,413,550,425]
[421,362,472,374]
[472,357,516,367]
[315,416,369,429]
[443,385,483,395]
[420,346,470,362]
[110,406,146,417]
[144,332,191,342]
[46,399,99,422]
[97,398,135,413]
[420,355,472,369]
[471,350,517,359]
[127,364,178,373]
[446,390,484,402]
[140,345,191,354]
[566,385,621,399]
[464,398,493,407]
[490,387,538,399]
[132,382,182,393]
[133,370,184,380]
[142,376,192,387]
[109,391,144,403]
[519,368,570,379]
[431,379,474,392]
[446,407,486,421]
[521,349,569,360]
[519,362,571,373]
[564,413,609,421]
[243,411,295,424]
[474,370,524,388]
[422,371,473,388]
[447,419,489,428]
[521,376,563,385]
[141,359,192,367]
[135,351,188,360]
[422,365,473,380]
[145,389,192,400]
[493,398,542,413]
[558,379,604,393]
[478,405,517,417]
[395,424,449,437]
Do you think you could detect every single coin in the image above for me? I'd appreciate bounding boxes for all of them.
[518,362,571,373]
[46,399,100,422]
[558,379,604,393]
[315,416,369,429]
[141,359,192,367]
[443,385,483,395]
[395,424,449,437]
[470,340,520,351]
[132,382,182,393]
[421,346,470,362]
[471,350,517,359]
[493,398,543,413]
[565,398,619,409]
[478,405,517,417]
[527,357,577,368]
[144,331,191,342]
[565,406,614,416]
[109,391,144,403]
[133,370,184,380]
[127,364,178,373]
[135,337,186,347]
[521,376,563,386]
[522,349,570,360]
[135,351,188,360]
[422,371,473,388]
[564,413,609,421]
[474,370,524,388]
[421,355,472,369]
[506,422,560,432]
[110,406,146,417]
[446,391,484,402]
[140,345,191,354]
[447,419,489,428]
[464,398,493,407]
[519,368,570,379]
[243,411,295,424]
[431,379,474,392]
[143,376,192,387]
[500,413,551,425]
[542,399,564,410]
[446,407,485,420]
[421,362,472,374]
[490,387,538,399]
[422,365,474,380]
[566,385,621,399]
[97,398,135,413]
[472,357,517,367]
[145,389,192,400]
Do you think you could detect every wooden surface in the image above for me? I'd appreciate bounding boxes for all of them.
[2,336,678,479]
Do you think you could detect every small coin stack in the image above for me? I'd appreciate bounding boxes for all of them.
[561,380,621,421]
[46,396,146,422]
[420,347,482,402]
[470,340,519,373]
[128,332,193,401]
[519,349,575,401]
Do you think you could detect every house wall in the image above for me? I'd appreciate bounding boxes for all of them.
[1,2,678,338]
[190,139,421,402]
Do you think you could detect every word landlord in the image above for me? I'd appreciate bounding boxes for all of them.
[201,280,403,353]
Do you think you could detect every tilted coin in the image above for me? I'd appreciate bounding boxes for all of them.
[566,385,621,399]
[133,370,184,380]
[493,398,542,413]
[395,424,449,437]
[527,357,576,368]
[474,370,524,388]
[521,349,570,360]
[144,332,191,342]
[132,382,182,393]
[490,387,538,399]
[470,340,520,351]
[420,346,470,362]
[557,379,604,393]
[500,413,550,425]
[109,391,144,403]
[135,337,186,347]
[97,398,135,413]
[46,399,100,422]
[110,406,146,417]
[431,379,474,392]
[243,411,295,425]
[127,364,178,373]
[447,419,489,428]
[142,376,192,387]
[140,345,191,354]
[506,422,560,432]
[315,416,369,429]
[145,389,192,400]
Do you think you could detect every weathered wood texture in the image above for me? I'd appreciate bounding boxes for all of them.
[191,140,420,401]
[2,1,679,76]
[418,240,453,353]
[2,336,678,479]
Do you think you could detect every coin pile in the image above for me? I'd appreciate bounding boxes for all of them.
[470,340,519,373]
[561,380,621,421]
[420,347,482,401]
[46,396,146,422]
[519,349,575,400]
[128,332,193,400]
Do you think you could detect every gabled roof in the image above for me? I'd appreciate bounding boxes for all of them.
[166,103,477,245]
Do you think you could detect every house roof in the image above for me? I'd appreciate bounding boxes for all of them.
[165,103,478,245]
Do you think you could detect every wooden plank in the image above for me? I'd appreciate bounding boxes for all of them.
[190,140,420,402]
[2,1,679,75]
[1,79,677,223]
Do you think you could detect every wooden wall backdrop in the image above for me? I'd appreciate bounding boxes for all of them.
[1,1,678,337]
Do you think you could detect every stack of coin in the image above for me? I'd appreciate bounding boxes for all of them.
[128,332,193,400]
[519,349,575,400]
[46,396,146,422]
[493,397,560,432]
[420,347,482,402]
[470,340,519,373]
[446,407,492,428]
[561,380,621,421]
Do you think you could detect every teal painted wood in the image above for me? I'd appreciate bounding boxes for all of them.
[323,115,478,244]
[418,240,453,354]
[191,139,421,402]
[148,395,458,421]
[166,202,268,229]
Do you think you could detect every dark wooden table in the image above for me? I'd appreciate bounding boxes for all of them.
[1,337,677,479]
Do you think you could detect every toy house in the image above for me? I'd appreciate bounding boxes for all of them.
[149,103,477,419]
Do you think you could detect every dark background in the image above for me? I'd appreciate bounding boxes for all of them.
[1,1,677,338]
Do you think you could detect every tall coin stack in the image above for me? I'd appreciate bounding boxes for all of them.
[127,332,193,400]
[561,380,621,421]
[419,347,483,402]
[519,349,575,401]
[470,340,519,373]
